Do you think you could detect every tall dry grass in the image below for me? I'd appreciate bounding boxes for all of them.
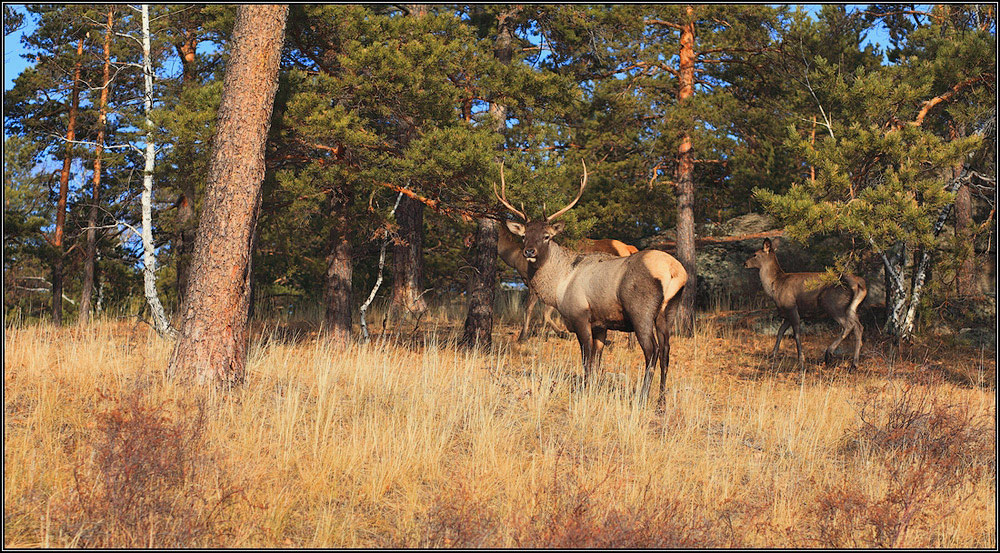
[4,303,995,547]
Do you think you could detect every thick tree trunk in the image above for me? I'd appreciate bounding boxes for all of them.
[391,195,427,317]
[80,8,115,325]
[461,217,499,347]
[174,28,200,304]
[461,7,513,348]
[674,5,697,334]
[954,182,975,295]
[52,36,85,325]
[388,3,430,323]
[324,186,354,345]
[169,4,288,385]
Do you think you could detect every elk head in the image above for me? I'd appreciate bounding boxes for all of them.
[744,238,777,270]
[494,160,588,265]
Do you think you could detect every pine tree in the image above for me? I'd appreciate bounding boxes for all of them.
[169,4,289,385]
[755,5,995,339]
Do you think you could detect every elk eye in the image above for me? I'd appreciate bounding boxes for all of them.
[543,235,551,241]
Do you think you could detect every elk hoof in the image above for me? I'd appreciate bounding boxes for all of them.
[847,361,858,373]
[655,395,667,413]
[824,351,834,367]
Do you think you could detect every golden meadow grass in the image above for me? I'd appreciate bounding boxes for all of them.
[3,303,996,548]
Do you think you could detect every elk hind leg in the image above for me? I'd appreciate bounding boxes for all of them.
[824,313,852,368]
[849,312,864,370]
[634,321,659,405]
[654,299,675,407]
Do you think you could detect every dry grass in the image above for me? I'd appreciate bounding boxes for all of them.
[4,303,996,548]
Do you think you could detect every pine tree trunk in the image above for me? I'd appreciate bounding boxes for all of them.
[80,8,115,325]
[52,36,85,325]
[174,29,200,304]
[391,195,427,317]
[461,217,499,347]
[460,7,513,348]
[674,5,697,334]
[324,185,353,345]
[954,182,975,295]
[169,4,288,386]
[388,3,430,323]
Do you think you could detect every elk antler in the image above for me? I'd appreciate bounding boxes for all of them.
[494,160,527,221]
[546,159,588,222]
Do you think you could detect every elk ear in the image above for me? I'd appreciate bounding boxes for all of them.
[549,221,566,235]
[506,221,526,236]
[762,238,773,252]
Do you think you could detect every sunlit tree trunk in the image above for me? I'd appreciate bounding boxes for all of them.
[52,36,85,325]
[137,4,175,338]
[169,4,288,385]
[674,5,697,334]
[79,7,115,325]
[390,3,430,323]
[391,195,427,318]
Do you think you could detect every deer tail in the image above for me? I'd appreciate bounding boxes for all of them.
[844,275,867,316]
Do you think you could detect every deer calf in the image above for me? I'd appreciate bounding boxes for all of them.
[744,238,867,370]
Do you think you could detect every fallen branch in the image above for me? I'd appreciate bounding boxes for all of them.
[649,229,785,249]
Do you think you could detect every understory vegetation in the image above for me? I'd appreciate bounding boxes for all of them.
[4,299,994,548]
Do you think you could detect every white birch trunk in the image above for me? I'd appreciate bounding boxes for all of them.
[360,192,403,343]
[139,4,176,339]
[882,167,969,339]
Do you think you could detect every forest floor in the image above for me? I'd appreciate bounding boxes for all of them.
[4,302,996,548]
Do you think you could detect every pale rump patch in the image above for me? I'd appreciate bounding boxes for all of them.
[640,251,687,313]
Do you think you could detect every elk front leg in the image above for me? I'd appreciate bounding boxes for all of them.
[518,293,538,342]
[591,327,607,379]
[772,319,791,366]
[571,319,595,386]
[789,310,805,370]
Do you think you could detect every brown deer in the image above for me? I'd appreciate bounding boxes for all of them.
[496,160,687,404]
[743,238,867,370]
[501,230,640,342]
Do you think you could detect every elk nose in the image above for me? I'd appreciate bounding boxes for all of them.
[523,248,536,258]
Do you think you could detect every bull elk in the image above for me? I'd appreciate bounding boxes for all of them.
[500,228,640,342]
[495,160,687,404]
[743,238,867,370]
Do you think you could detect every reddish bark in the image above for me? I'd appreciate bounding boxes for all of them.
[52,36,85,325]
[174,20,202,303]
[80,8,115,324]
[169,5,289,385]
[674,5,697,334]
[324,185,354,344]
